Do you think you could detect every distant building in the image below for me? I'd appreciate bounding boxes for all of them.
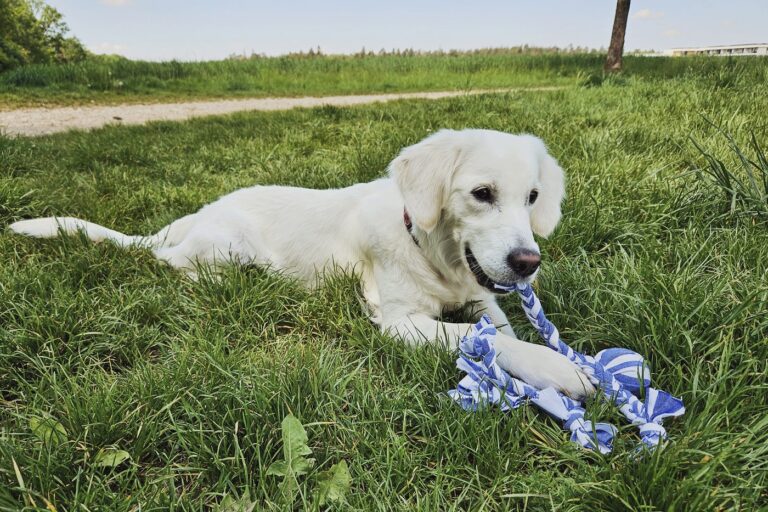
[670,44,768,56]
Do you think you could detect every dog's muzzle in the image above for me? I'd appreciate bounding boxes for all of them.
[464,245,519,294]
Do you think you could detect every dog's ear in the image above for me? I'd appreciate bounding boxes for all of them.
[531,142,566,237]
[389,130,462,233]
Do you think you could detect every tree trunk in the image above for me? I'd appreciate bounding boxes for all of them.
[605,0,631,72]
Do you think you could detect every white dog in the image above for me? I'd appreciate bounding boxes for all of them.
[10,129,594,398]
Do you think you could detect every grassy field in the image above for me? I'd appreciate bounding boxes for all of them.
[1,60,768,510]
[1,52,767,109]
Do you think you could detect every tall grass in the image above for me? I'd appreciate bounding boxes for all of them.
[0,52,598,107]
[691,129,768,221]
[2,52,767,108]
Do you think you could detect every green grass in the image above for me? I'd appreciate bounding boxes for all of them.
[0,51,596,108]
[1,52,767,109]
[1,65,768,510]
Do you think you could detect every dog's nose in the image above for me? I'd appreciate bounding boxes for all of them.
[507,249,541,277]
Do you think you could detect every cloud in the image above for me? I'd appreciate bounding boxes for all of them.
[90,42,129,55]
[632,9,664,20]
[101,0,132,6]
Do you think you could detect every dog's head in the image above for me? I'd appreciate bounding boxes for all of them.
[389,129,565,291]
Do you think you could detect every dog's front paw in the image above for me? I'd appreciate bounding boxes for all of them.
[529,351,595,400]
[494,336,595,400]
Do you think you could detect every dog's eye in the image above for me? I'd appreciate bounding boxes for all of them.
[528,189,539,205]
[471,187,494,203]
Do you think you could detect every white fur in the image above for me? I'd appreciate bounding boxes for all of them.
[9,129,594,398]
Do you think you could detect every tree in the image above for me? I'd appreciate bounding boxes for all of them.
[604,0,631,72]
[0,0,86,71]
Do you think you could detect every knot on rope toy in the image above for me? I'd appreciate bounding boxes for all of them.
[448,284,685,454]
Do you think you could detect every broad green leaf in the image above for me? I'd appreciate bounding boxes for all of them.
[266,460,289,477]
[216,493,256,512]
[267,414,316,504]
[315,460,351,506]
[93,448,131,467]
[281,414,314,474]
[291,456,314,476]
[279,473,300,504]
[29,416,67,447]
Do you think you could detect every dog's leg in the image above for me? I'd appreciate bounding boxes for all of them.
[475,296,515,336]
[383,314,594,399]
[152,218,265,273]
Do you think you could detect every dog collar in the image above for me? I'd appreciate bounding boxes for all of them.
[403,208,420,247]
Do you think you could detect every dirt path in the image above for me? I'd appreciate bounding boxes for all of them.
[0,88,559,137]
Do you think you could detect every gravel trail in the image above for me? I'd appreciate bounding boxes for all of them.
[0,88,559,137]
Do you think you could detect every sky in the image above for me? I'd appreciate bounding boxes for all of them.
[47,0,768,61]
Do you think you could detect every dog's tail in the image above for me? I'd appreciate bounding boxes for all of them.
[8,216,170,248]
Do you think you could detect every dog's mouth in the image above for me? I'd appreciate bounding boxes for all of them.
[464,246,517,294]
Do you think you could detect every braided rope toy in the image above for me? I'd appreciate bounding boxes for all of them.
[448,283,685,453]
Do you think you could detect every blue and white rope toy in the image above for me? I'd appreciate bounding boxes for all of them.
[448,283,685,454]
